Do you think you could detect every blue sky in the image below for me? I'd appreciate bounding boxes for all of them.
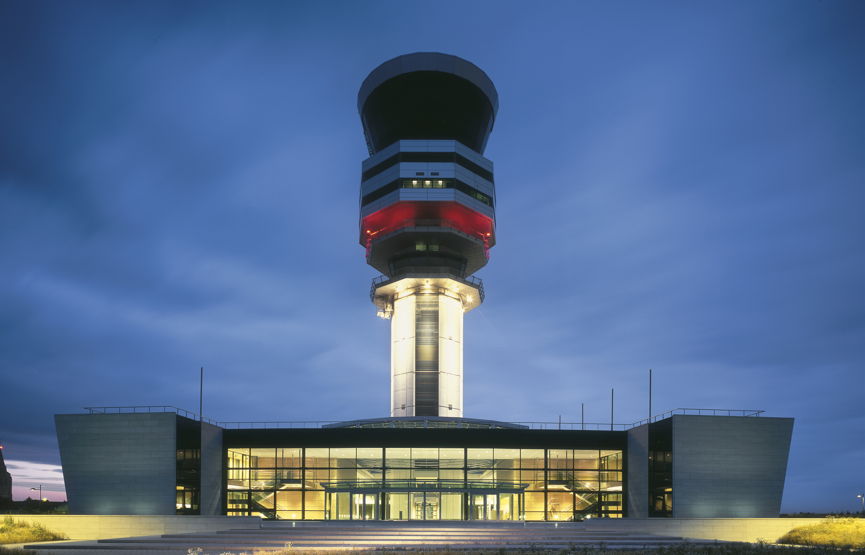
[1,0,862,511]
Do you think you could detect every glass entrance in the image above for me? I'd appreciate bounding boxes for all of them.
[470,494,484,519]
[350,493,378,520]
[499,493,516,520]
[330,490,521,520]
[385,492,409,520]
[410,491,440,520]
[470,493,516,520]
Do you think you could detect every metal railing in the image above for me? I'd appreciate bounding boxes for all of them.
[370,274,485,303]
[83,405,220,425]
[218,421,339,429]
[629,408,764,428]
[364,218,493,247]
[80,406,765,431]
[321,480,529,492]
[514,422,632,431]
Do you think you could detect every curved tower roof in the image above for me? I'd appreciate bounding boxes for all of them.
[358,52,499,155]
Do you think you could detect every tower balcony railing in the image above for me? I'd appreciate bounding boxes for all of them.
[370,274,484,303]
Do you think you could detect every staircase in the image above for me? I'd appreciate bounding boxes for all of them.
[26,521,726,552]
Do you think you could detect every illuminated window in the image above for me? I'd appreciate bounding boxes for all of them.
[223,446,623,521]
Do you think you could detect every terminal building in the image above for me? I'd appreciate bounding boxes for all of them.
[54,53,794,521]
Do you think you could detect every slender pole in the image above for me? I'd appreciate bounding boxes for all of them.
[610,388,615,431]
[199,367,204,422]
[558,415,561,430]
[581,403,584,430]
[649,368,653,422]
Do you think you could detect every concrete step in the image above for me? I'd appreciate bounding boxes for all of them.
[25,524,727,553]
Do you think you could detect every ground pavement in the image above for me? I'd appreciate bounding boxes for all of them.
[25,520,727,553]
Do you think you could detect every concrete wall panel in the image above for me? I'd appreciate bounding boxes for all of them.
[55,413,177,515]
[200,422,224,516]
[672,415,793,518]
[626,424,649,518]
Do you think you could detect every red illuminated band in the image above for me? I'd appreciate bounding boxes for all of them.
[361,202,495,247]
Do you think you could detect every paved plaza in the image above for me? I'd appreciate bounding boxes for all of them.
[25,521,725,553]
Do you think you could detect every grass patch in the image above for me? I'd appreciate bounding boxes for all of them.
[0,516,67,545]
[778,517,865,549]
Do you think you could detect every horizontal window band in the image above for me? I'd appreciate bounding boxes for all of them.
[363,151,494,182]
[362,178,494,208]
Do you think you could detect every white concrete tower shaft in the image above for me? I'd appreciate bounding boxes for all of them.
[373,277,482,417]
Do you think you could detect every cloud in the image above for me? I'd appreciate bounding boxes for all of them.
[0,0,862,514]
[6,460,66,501]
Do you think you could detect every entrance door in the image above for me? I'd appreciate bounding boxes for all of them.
[331,492,350,520]
[351,493,379,520]
[410,492,426,520]
[485,494,498,520]
[470,494,485,520]
[385,493,408,520]
[499,493,514,521]
[424,492,439,520]
[470,493,505,520]
[409,492,440,520]
[363,493,377,520]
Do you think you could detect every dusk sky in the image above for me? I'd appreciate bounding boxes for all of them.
[1,0,862,512]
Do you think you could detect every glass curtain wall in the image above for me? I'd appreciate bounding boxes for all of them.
[226,447,623,520]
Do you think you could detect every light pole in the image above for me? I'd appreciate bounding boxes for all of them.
[857,493,864,513]
[30,485,43,502]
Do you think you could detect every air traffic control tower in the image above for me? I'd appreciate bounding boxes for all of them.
[358,53,498,418]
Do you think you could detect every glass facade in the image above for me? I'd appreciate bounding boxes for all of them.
[226,447,623,520]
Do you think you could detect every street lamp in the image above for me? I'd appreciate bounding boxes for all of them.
[29,485,43,502]
[857,493,864,513]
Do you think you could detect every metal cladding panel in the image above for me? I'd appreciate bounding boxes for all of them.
[55,413,177,515]
[224,427,628,450]
[367,139,493,170]
[362,142,401,171]
[454,141,494,172]
[437,294,463,416]
[360,165,494,197]
[671,415,794,518]
[360,166,401,195]
[391,295,416,417]
[200,422,224,516]
[453,166,496,195]
[402,163,456,176]
[626,424,650,518]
